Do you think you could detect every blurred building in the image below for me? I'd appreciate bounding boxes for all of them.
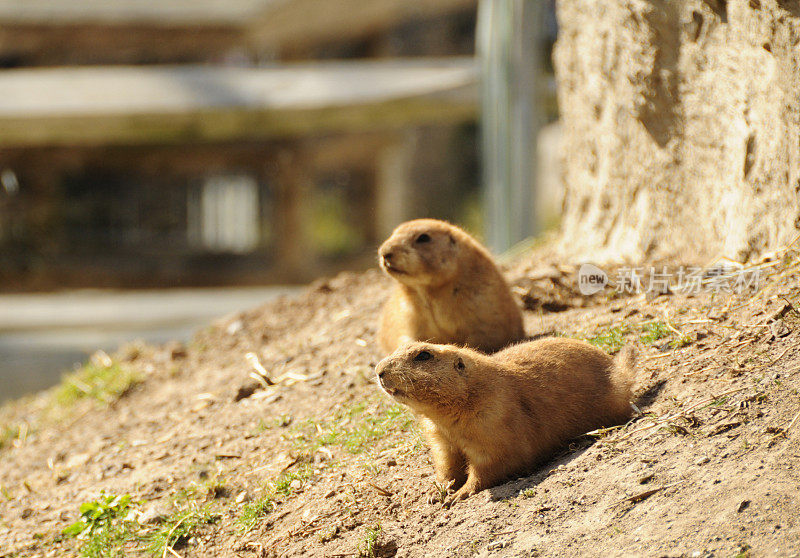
[0,0,480,289]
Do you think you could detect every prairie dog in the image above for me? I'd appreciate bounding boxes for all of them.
[377,219,524,354]
[375,338,636,502]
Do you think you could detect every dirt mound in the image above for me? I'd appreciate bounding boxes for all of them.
[1,255,799,557]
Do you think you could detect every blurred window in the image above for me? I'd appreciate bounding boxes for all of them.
[189,175,259,253]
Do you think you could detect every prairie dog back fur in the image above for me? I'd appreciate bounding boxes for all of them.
[375,337,637,502]
[377,219,524,354]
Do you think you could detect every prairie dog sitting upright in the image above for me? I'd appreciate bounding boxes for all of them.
[377,219,524,354]
[376,338,637,502]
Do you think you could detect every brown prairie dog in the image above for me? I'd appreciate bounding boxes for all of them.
[375,338,637,502]
[377,219,525,354]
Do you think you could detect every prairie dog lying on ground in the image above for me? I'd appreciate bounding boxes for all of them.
[376,337,636,502]
[377,219,524,354]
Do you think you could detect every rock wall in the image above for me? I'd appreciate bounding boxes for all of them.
[553,0,800,263]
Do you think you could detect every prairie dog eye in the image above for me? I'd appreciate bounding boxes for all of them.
[413,350,433,362]
[414,233,432,244]
[455,358,465,371]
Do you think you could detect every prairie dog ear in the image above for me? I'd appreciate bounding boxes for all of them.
[448,233,456,246]
[455,357,465,371]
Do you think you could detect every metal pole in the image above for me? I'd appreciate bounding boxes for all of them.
[478,0,542,254]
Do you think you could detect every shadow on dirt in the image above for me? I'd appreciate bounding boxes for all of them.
[636,379,668,408]
[487,439,595,501]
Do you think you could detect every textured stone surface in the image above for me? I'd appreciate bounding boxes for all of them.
[554,0,800,263]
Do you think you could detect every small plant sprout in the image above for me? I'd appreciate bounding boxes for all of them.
[358,524,383,558]
[62,493,134,539]
[62,492,137,558]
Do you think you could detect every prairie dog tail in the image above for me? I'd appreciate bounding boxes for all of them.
[611,344,637,403]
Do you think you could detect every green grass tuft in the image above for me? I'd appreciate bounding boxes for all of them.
[585,326,628,353]
[62,492,136,558]
[1,358,139,453]
[294,401,414,457]
[639,321,671,344]
[63,492,217,557]
[235,401,413,535]
[54,362,141,407]
[142,505,219,556]
[76,521,133,558]
[580,320,692,354]
[236,465,315,534]
[237,495,276,533]
[670,334,693,349]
